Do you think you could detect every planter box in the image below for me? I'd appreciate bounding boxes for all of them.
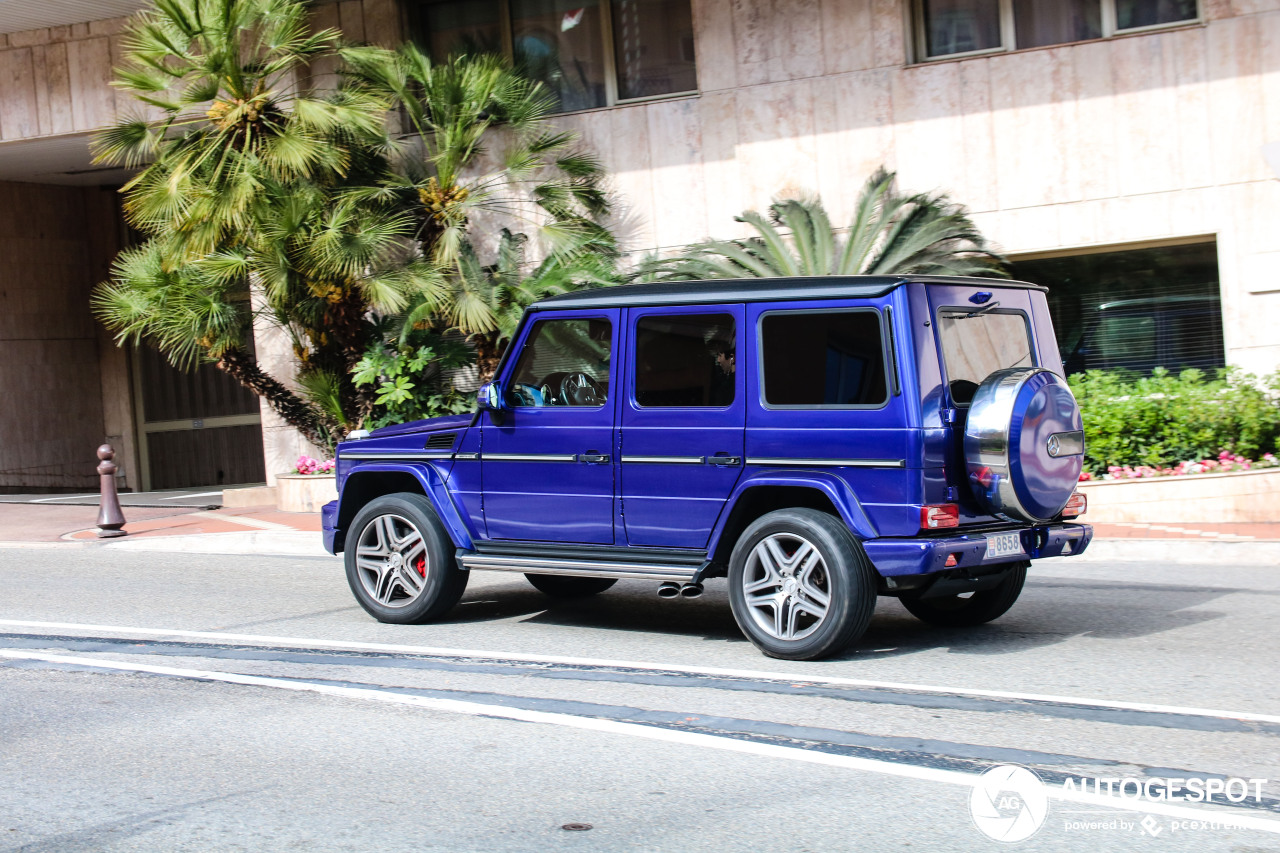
[1076,468,1280,524]
[276,474,338,513]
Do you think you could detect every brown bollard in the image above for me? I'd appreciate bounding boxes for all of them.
[96,444,128,538]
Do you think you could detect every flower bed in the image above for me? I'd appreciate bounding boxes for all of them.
[276,455,337,513]
[1076,466,1280,524]
[1080,451,1279,482]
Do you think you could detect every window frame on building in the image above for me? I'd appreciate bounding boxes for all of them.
[411,0,699,113]
[911,0,1201,63]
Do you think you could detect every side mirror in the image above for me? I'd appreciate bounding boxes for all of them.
[478,382,504,411]
[477,382,506,425]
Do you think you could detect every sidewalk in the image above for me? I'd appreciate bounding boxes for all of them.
[0,502,1277,563]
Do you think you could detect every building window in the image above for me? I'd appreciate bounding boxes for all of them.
[1011,241,1223,378]
[413,0,697,112]
[916,0,1198,60]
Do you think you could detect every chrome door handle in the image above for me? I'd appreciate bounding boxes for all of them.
[707,456,741,466]
[578,453,610,464]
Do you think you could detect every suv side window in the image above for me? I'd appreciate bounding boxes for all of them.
[509,317,612,407]
[759,310,888,407]
[634,313,736,407]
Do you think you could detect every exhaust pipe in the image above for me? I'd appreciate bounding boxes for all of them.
[657,582,681,599]
[680,583,703,599]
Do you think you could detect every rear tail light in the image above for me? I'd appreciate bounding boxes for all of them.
[921,504,960,530]
[1062,491,1087,518]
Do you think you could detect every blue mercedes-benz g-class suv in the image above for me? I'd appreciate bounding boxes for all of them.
[323,275,1091,660]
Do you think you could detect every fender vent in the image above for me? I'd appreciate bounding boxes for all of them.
[424,432,458,450]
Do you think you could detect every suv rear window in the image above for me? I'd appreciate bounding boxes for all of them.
[936,308,1034,405]
[760,310,888,407]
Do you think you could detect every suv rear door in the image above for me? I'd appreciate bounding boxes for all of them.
[619,305,746,548]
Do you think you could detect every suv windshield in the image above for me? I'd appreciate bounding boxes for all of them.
[936,307,1034,404]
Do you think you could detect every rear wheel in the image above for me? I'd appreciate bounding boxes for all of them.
[899,562,1027,627]
[728,508,877,661]
[345,493,468,624]
[524,574,618,597]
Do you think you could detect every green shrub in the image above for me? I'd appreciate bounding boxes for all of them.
[353,332,475,430]
[1068,368,1280,475]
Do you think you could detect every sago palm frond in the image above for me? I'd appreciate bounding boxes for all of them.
[642,169,1008,282]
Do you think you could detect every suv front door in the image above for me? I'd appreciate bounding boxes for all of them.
[619,305,746,548]
[482,311,618,544]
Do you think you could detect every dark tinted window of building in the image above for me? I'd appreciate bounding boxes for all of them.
[414,0,697,112]
[418,0,504,58]
[1116,0,1197,29]
[634,314,735,407]
[922,0,1002,58]
[760,311,888,407]
[1014,0,1101,49]
[612,0,697,100]
[1012,241,1223,378]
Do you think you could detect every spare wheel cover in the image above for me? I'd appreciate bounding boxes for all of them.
[964,367,1084,523]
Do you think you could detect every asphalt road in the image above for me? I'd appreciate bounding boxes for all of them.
[0,547,1277,852]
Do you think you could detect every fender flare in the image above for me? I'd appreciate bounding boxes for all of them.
[707,469,878,557]
[338,463,476,550]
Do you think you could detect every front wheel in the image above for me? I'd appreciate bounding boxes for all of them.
[524,574,618,597]
[345,493,468,624]
[899,562,1028,627]
[728,508,877,661]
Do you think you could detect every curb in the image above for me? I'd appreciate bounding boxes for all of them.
[99,531,335,559]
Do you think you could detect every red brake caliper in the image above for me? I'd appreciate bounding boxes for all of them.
[416,556,427,577]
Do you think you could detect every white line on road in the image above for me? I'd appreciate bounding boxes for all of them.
[160,492,224,500]
[2,648,1278,834]
[188,512,295,531]
[2,618,1279,725]
[29,495,96,503]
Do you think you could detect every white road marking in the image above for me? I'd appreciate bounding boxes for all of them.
[188,512,295,531]
[2,648,1277,834]
[29,495,96,503]
[160,491,224,500]
[1,618,1278,725]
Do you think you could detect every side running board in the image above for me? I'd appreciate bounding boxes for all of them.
[457,544,707,582]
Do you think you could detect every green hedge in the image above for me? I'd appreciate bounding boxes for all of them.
[1068,368,1280,475]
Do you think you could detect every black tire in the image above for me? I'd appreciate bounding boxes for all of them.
[727,508,877,661]
[899,562,1028,627]
[344,493,468,624]
[524,574,618,597]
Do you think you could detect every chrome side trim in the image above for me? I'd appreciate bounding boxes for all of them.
[342,451,454,460]
[746,457,907,468]
[459,554,698,582]
[453,453,480,461]
[483,453,579,463]
[620,455,706,464]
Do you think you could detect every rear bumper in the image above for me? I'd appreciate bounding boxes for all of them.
[862,523,1092,577]
[322,500,340,555]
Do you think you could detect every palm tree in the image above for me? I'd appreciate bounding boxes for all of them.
[642,169,1007,281]
[339,45,612,268]
[92,0,430,450]
[395,228,620,382]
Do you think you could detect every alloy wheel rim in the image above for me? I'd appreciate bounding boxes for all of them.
[742,532,831,641]
[355,514,429,608]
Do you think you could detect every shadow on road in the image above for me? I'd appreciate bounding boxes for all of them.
[437,574,1240,662]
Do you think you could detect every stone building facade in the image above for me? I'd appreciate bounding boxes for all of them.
[0,0,1276,491]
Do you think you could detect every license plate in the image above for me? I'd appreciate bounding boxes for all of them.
[985,532,1024,559]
